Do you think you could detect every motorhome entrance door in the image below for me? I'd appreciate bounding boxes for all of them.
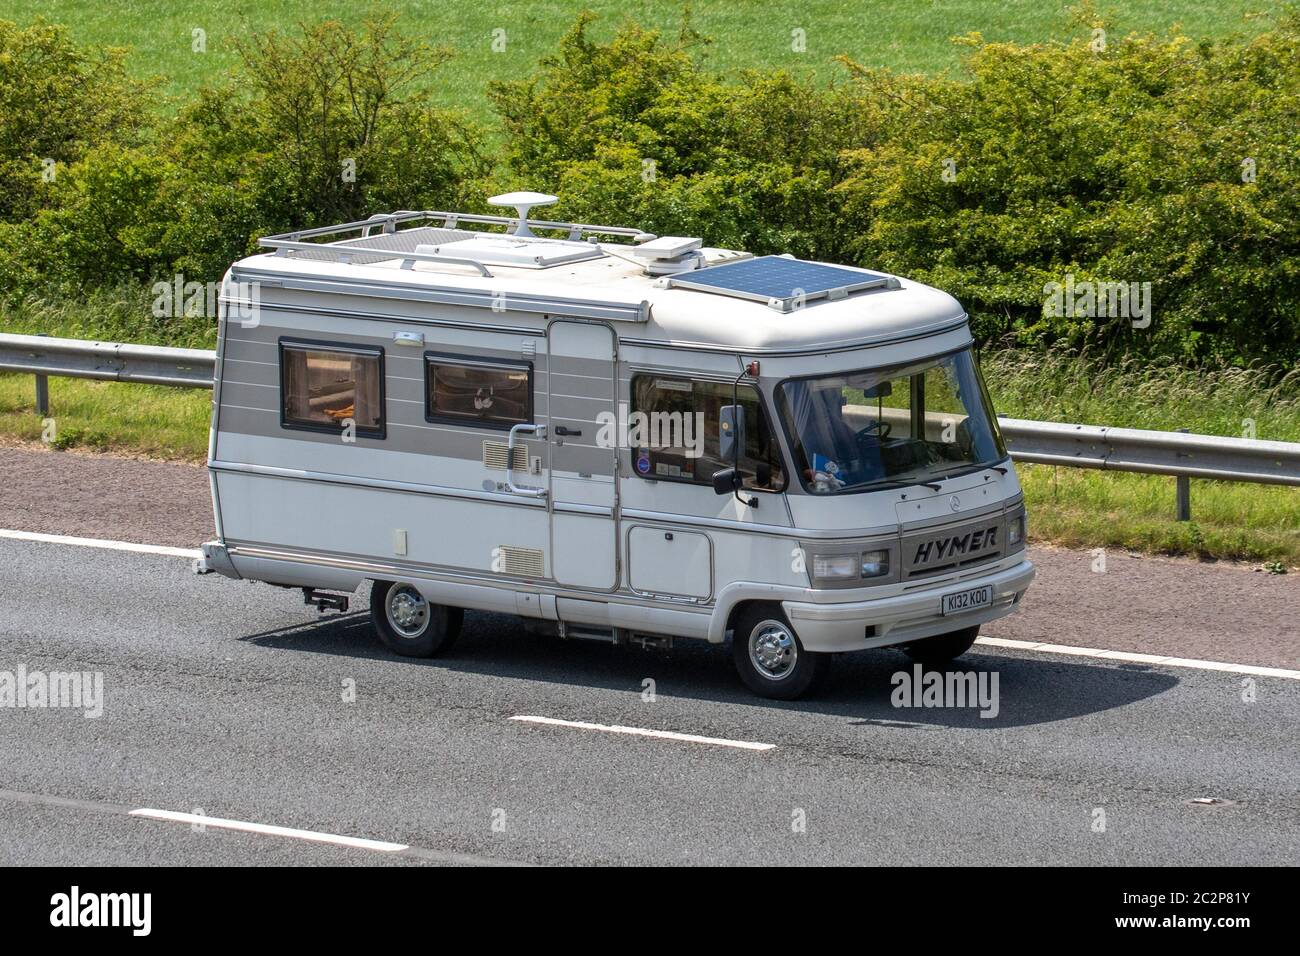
[547,320,619,590]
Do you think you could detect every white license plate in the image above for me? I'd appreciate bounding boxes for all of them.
[941,585,993,616]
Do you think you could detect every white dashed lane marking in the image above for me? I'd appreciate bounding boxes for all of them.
[129,808,409,852]
[510,715,777,751]
[0,788,525,866]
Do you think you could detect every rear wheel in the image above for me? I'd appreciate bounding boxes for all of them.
[902,625,979,665]
[731,607,826,700]
[370,580,462,657]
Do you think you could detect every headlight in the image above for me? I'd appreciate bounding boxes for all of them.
[860,549,890,578]
[1007,514,1025,547]
[810,549,892,585]
[812,554,858,581]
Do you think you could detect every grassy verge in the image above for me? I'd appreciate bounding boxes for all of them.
[982,350,1300,443]
[1,339,1295,565]
[1021,466,1298,565]
[0,288,217,349]
[992,350,1299,565]
[0,375,211,460]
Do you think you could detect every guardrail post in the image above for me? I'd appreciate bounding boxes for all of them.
[34,333,49,417]
[1175,427,1191,521]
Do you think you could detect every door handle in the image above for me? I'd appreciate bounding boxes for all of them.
[553,425,582,437]
[506,423,547,498]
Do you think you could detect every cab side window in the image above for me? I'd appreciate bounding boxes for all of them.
[629,376,786,492]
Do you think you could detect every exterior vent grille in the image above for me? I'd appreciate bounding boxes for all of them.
[483,441,528,471]
[497,546,545,577]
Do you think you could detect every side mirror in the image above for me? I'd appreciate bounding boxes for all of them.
[712,468,743,496]
[719,405,745,462]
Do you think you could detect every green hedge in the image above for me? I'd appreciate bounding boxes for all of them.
[0,15,489,294]
[491,12,1300,366]
[1,10,1297,366]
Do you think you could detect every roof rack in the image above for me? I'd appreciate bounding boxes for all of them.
[258,209,656,276]
[398,208,655,243]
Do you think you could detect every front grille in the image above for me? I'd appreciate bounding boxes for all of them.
[901,516,1003,579]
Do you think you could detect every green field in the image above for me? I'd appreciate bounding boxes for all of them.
[2,1,1278,117]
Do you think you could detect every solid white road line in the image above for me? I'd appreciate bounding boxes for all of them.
[510,715,776,751]
[976,636,1300,680]
[0,528,200,559]
[129,808,409,852]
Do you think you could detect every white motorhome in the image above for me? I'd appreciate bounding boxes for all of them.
[197,192,1034,699]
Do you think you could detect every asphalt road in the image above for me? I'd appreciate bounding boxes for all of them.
[1,537,1296,866]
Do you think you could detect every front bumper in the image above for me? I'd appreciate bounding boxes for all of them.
[782,559,1035,653]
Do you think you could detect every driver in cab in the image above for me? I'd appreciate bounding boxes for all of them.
[792,382,892,493]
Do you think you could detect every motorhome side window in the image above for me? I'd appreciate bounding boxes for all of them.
[630,376,786,492]
[279,341,384,437]
[425,354,533,431]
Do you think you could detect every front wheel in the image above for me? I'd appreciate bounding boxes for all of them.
[731,607,826,700]
[370,580,463,657]
[902,625,979,665]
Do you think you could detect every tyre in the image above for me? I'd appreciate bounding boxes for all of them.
[369,580,463,658]
[731,606,826,700]
[902,625,979,665]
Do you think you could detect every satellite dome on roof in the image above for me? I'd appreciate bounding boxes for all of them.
[487,192,559,237]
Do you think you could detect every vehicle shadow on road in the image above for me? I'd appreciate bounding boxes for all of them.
[237,609,1179,729]
[824,651,1178,729]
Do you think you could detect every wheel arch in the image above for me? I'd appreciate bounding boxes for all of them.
[708,583,809,644]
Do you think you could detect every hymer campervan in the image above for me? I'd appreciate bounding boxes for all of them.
[196,192,1034,699]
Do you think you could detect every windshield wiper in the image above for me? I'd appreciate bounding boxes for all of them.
[917,462,1005,488]
[925,463,997,483]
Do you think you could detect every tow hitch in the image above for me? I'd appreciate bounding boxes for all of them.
[303,588,349,613]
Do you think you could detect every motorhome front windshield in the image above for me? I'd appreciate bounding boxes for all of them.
[776,348,1007,494]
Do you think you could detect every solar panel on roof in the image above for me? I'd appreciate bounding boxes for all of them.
[665,255,897,312]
